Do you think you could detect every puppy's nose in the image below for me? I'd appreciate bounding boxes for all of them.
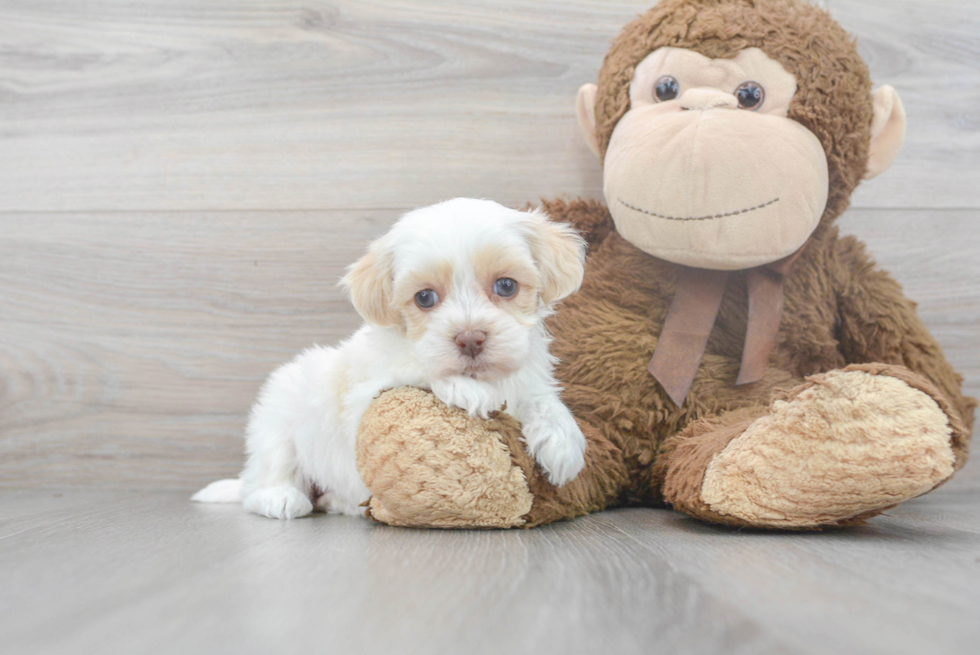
[455,331,487,358]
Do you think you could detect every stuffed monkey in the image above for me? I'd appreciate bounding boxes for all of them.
[354,0,975,530]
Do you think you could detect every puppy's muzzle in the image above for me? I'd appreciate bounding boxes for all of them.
[455,331,487,358]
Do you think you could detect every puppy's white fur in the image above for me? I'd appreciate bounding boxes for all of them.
[193,198,587,520]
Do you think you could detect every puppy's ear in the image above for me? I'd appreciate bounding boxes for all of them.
[523,210,586,305]
[341,239,401,328]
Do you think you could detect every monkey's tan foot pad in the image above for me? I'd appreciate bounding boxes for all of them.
[356,387,533,528]
[701,365,959,529]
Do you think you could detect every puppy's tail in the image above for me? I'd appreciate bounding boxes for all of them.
[191,478,242,503]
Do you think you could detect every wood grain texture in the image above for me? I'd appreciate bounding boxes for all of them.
[835,0,980,209]
[0,0,626,212]
[1,208,977,489]
[0,0,975,212]
[0,211,386,488]
[1,488,978,655]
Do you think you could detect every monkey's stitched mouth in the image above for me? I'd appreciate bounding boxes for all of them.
[618,197,780,222]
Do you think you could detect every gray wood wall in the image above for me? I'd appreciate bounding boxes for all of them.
[2,0,978,490]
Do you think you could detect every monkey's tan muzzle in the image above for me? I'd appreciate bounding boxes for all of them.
[603,103,829,271]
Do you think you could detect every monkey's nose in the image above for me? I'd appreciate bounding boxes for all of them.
[678,88,738,111]
[455,331,487,358]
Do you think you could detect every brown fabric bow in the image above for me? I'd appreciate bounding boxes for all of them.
[648,249,804,407]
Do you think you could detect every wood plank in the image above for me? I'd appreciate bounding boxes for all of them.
[0,491,794,655]
[2,488,978,655]
[1,208,976,489]
[834,0,980,209]
[0,0,632,212]
[0,1,974,213]
[0,210,391,488]
[593,487,980,655]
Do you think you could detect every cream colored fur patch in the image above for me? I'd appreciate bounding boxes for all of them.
[701,370,955,527]
[358,387,534,528]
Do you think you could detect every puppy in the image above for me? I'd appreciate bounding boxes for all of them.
[193,198,588,519]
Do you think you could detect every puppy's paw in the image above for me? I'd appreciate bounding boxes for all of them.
[431,377,503,419]
[243,486,314,520]
[522,413,587,487]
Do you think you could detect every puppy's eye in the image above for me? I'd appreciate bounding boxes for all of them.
[493,278,518,298]
[414,289,439,309]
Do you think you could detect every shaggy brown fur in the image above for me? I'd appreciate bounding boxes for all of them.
[355,0,975,530]
[538,198,973,525]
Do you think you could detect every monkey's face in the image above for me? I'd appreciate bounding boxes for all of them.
[578,44,905,271]
[590,48,829,270]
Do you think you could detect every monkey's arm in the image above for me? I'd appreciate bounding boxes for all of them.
[537,198,615,248]
[832,235,976,433]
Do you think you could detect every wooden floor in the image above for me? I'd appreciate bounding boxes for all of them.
[2,1,979,653]
[3,486,980,655]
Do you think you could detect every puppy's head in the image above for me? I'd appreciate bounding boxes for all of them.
[341,198,586,381]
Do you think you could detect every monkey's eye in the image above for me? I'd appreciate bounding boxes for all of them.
[735,82,765,110]
[654,76,680,102]
[414,289,439,309]
[493,278,518,298]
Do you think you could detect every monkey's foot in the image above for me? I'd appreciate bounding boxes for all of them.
[356,387,534,528]
[356,387,628,529]
[668,364,962,529]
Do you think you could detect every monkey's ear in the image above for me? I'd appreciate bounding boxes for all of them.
[576,83,601,158]
[865,85,907,180]
[524,211,587,305]
[340,241,401,328]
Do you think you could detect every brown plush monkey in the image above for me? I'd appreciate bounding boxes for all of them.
[355,0,975,530]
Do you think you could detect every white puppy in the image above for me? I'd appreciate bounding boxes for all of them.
[193,198,588,519]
